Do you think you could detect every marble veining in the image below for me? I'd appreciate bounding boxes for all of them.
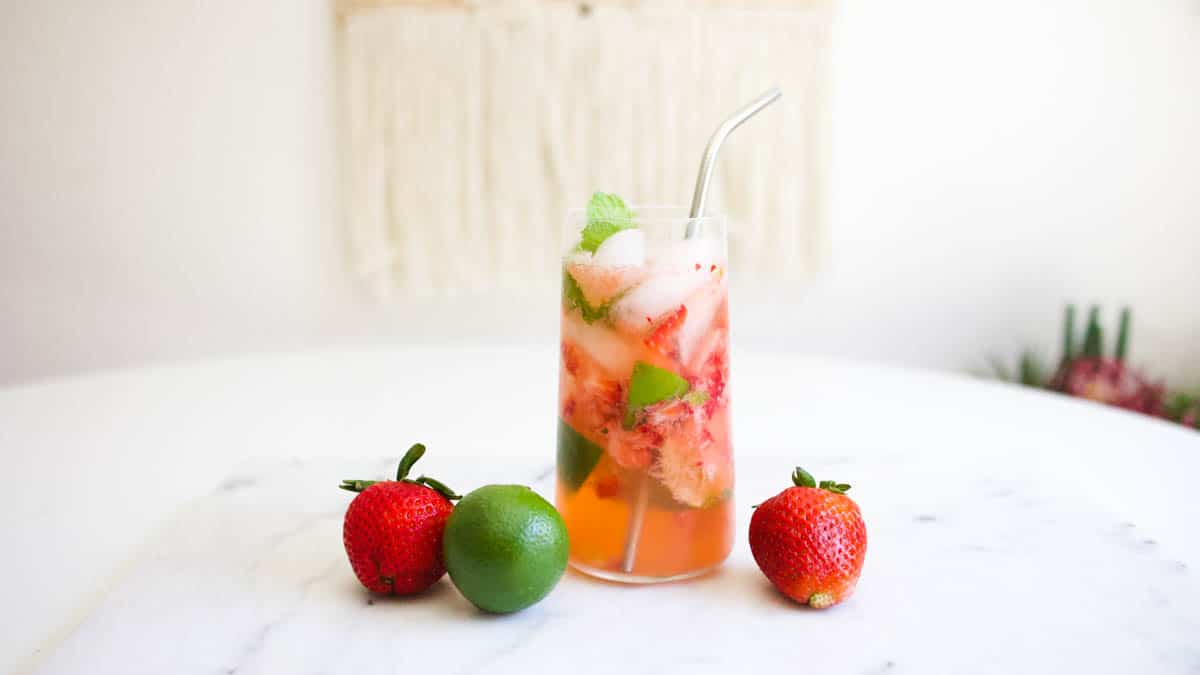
[27,455,1200,675]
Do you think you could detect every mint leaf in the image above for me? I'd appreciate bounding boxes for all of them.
[580,192,635,253]
[587,192,634,227]
[683,390,710,407]
[580,221,629,253]
[562,270,609,324]
[562,270,588,313]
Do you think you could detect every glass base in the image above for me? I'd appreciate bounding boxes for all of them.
[569,560,723,585]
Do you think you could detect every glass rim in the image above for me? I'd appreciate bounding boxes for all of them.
[565,205,726,226]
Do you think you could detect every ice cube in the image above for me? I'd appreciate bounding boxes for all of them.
[563,250,593,267]
[561,312,640,377]
[592,228,646,267]
[567,262,647,308]
[611,268,710,332]
[677,276,727,364]
[650,237,725,272]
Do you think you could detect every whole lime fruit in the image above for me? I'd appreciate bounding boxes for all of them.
[443,484,569,613]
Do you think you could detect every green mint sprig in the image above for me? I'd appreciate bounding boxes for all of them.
[562,271,612,324]
[579,192,635,253]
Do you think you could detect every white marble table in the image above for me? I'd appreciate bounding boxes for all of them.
[3,347,1199,674]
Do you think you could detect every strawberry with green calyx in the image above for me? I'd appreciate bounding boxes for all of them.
[340,443,461,595]
[749,466,867,609]
[338,443,460,499]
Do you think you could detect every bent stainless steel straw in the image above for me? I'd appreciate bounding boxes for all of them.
[621,87,783,574]
[685,87,782,237]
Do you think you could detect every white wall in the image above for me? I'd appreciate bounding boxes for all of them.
[0,0,349,382]
[764,0,1200,382]
[2,0,1199,386]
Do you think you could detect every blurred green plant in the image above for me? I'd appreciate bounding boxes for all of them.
[988,304,1198,431]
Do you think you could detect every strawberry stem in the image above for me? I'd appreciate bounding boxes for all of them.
[396,443,426,480]
[339,479,378,493]
[413,475,461,501]
[818,480,852,495]
[792,466,851,494]
[792,467,816,488]
[338,443,462,500]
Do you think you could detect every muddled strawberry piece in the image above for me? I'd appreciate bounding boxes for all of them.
[581,379,624,430]
[606,424,660,470]
[644,304,687,361]
[702,351,728,418]
[683,328,729,418]
[711,298,729,330]
[593,474,621,499]
[626,397,708,472]
[641,397,698,430]
[560,338,625,436]
[651,415,733,508]
[561,340,582,376]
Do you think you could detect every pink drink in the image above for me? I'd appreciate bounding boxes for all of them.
[555,201,734,582]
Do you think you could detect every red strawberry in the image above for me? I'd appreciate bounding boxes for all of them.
[749,467,867,609]
[560,339,626,439]
[604,422,661,470]
[340,443,461,595]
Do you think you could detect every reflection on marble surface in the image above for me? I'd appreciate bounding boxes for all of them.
[30,455,1200,674]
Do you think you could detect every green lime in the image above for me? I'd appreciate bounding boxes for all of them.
[624,360,689,429]
[443,485,569,613]
[557,419,604,491]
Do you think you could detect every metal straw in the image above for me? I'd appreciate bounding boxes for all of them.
[620,87,783,575]
[685,87,782,236]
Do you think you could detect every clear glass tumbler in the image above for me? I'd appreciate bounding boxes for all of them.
[555,206,734,583]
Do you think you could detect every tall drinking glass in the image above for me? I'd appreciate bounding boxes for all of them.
[555,206,734,583]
